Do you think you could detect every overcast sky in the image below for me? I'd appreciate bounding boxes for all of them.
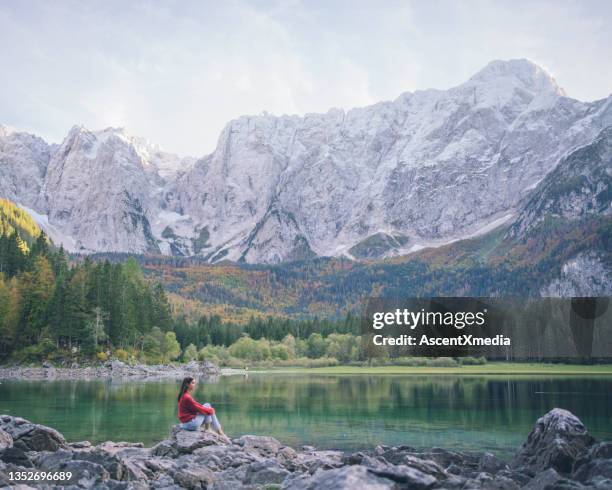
[1,0,611,155]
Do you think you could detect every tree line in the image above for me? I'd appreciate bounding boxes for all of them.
[0,228,175,362]
[0,225,364,365]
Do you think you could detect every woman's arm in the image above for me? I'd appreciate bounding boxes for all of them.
[185,394,215,415]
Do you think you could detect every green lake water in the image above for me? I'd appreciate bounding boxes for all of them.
[1,374,611,459]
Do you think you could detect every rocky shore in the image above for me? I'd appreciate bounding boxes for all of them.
[0,361,228,381]
[1,409,611,489]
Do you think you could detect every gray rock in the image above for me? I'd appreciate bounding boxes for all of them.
[98,441,145,453]
[397,453,447,479]
[152,439,179,458]
[172,427,227,454]
[64,459,110,487]
[0,447,33,467]
[277,445,298,468]
[573,441,612,477]
[368,461,439,489]
[478,451,509,473]
[33,448,74,470]
[342,451,383,467]
[0,415,68,452]
[382,446,480,473]
[573,458,612,484]
[285,465,395,489]
[234,434,283,457]
[192,444,258,471]
[295,449,345,474]
[0,429,12,450]
[446,463,462,475]
[587,442,612,460]
[496,468,532,486]
[590,477,612,489]
[489,475,521,489]
[173,466,215,489]
[120,456,152,481]
[144,456,177,474]
[512,408,595,474]
[74,447,133,480]
[151,473,183,489]
[522,468,565,490]
[69,440,92,449]
[211,465,248,488]
[0,483,37,490]
[244,458,290,485]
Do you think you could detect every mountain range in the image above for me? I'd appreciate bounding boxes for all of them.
[1,59,610,273]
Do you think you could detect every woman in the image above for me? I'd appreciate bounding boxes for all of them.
[177,377,230,442]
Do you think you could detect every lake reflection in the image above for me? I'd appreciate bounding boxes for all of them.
[1,374,611,458]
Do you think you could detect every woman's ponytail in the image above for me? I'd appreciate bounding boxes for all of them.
[178,377,194,402]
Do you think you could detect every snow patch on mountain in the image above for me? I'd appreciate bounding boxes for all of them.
[17,203,78,252]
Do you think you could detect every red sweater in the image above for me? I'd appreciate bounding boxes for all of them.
[178,392,215,422]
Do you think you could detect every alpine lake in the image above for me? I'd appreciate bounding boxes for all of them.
[1,373,611,459]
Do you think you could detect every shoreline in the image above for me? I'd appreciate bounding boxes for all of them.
[0,409,610,488]
[253,362,612,376]
[0,360,243,381]
[2,361,612,381]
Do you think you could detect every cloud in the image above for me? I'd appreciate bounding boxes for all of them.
[0,0,610,156]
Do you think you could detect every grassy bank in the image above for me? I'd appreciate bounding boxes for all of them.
[251,362,612,375]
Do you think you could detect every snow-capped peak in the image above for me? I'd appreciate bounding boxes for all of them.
[59,125,189,177]
[468,59,565,97]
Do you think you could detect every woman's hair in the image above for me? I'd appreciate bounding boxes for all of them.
[178,376,194,402]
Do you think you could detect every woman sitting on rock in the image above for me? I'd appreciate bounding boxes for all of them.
[177,376,230,442]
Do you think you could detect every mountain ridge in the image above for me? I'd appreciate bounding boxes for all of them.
[1,59,611,264]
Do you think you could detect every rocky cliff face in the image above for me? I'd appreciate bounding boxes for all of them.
[0,125,52,209]
[510,126,612,238]
[1,59,611,262]
[503,126,611,297]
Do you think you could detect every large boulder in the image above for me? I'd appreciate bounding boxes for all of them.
[512,408,595,474]
[171,425,228,454]
[0,415,67,452]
